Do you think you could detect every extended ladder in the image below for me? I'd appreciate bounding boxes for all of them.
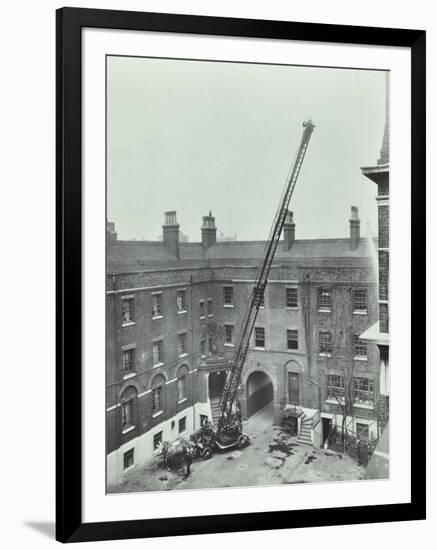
[219,120,315,416]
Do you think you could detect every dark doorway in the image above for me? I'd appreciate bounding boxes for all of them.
[246,371,274,418]
[288,372,300,405]
[322,417,331,443]
[208,370,226,399]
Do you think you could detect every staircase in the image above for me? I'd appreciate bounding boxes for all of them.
[297,412,313,446]
[210,398,222,428]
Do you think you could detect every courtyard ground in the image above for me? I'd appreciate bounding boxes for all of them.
[109,403,365,494]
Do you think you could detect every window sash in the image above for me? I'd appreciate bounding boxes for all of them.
[223,287,233,304]
[287,329,298,350]
[286,288,298,308]
[153,341,163,364]
[318,288,332,310]
[199,301,205,316]
[319,332,333,353]
[354,336,367,357]
[153,431,162,450]
[255,327,265,347]
[353,290,367,311]
[121,399,134,429]
[121,298,134,323]
[327,375,345,399]
[177,291,186,311]
[178,417,186,433]
[152,295,162,317]
[354,378,374,405]
[207,299,213,315]
[225,325,233,343]
[178,376,187,400]
[178,334,187,354]
[123,349,134,372]
[152,386,163,412]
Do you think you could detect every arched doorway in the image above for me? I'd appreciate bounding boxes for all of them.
[246,371,274,418]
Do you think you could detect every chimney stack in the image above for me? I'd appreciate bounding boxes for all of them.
[283,210,295,251]
[162,211,179,257]
[201,211,217,248]
[107,220,117,242]
[349,206,360,250]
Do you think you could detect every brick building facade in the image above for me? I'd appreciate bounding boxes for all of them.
[106,206,381,485]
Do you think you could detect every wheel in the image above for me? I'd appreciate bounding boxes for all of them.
[202,447,213,460]
[238,435,249,449]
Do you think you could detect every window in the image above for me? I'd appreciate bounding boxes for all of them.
[153,431,163,450]
[353,289,367,312]
[207,298,213,315]
[178,333,187,355]
[178,416,186,434]
[121,297,134,324]
[199,300,205,317]
[318,288,332,311]
[356,422,370,441]
[253,286,264,308]
[255,327,265,348]
[177,289,187,312]
[121,399,134,431]
[286,288,298,308]
[327,374,344,400]
[177,375,187,401]
[224,324,234,344]
[152,340,163,365]
[223,286,234,305]
[354,377,374,406]
[354,335,367,358]
[152,294,162,317]
[122,349,134,373]
[287,329,298,350]
[200,339,206,357]
[151,374,165,414]
[208,337,213,353]
[319,331,333,354]
[123,449,134,470]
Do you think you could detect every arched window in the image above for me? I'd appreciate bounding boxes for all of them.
[177,365,190,402]
[120,386,138,433]
[151,374,166,414]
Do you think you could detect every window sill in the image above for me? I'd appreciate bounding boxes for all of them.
[123,463,135,473]
[353,310,367,315]
[200,354,207,359]
[286,307,299,311]
[286,348,299,352]
[254,346,266,351]
[122,321,135,328]
[318,309,331,313]
[123,372,136,380]
[122,425,135,434]
[179,352,188,358]
[179,430,187,437]
[200,315,206,320]
[177,310,187,315]
[152,410,164,418]
[223,304,234,308]
[325,399,345,405]
[153,362,164,369]
[354,356,368,362]
[178,397,187,404]
[207,314,213,317]
[152,315,163,321]
[224,343,235,347]
[319,353,332,358]
[354,403,374,410]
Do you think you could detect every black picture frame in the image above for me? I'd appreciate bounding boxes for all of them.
[56,7,426,543]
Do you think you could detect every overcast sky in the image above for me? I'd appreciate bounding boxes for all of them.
[107,56,387,242]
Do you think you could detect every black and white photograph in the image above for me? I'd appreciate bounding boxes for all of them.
[105,57,390,494]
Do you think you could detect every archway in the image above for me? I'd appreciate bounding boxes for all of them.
[246,371,274,418]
